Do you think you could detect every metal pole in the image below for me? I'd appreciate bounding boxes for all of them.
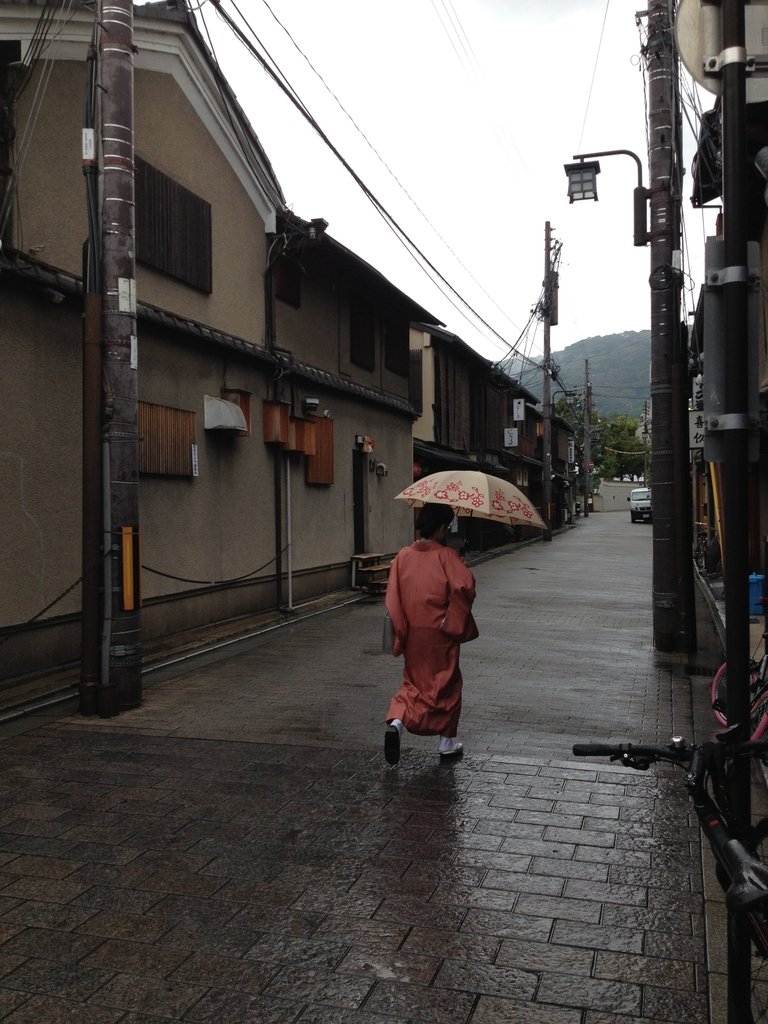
[583,360,591,518]
[99,0,141,712]
[542,221,553,542]
[719,0,752,1017]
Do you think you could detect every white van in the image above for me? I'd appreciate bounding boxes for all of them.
[628,487,652,523]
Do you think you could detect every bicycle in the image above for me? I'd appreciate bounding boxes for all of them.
[712,644,768,739]
[694,525,708,570]
[573,730,768,1022]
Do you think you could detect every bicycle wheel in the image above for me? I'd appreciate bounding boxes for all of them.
[695,537,707,569]
[752,688,768,740]
[711,663,763,735]
[712,663,729,728]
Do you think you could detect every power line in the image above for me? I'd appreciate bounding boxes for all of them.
[203,0,529,362]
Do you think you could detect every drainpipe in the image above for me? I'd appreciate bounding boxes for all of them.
[265,239,283,611]
[285,459,293,610]
[79,291,101,716]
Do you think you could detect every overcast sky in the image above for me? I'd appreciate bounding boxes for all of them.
[160,1,717,392]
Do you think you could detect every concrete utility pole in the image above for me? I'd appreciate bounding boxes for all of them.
[99,0,142,712]
[645,0,696,652]
[542,221,553,542]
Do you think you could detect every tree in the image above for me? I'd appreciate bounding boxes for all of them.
[596,414,646,480]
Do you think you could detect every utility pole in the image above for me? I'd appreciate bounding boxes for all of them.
[99,0,141,712]
[645,0,696,652]
[583,360,591,518]
[542,221,553,542]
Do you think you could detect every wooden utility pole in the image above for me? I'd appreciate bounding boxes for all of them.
[645,0,696,652]
[98,0,141,712]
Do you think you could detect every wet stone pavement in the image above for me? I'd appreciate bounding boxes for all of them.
[0,513,723,1022]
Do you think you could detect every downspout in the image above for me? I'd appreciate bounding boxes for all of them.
[285,459,293,610]
[265,238,283,610]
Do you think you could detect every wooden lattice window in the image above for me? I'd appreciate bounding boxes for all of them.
[135,157,212,293]
[305,417,334,485]
[274,256,301,307]
[350,294,375,371]
[409,348,423,413]
[383,318,409,376]
[139,402,196,476]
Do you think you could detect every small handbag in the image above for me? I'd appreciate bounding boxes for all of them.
[383,613,395,654]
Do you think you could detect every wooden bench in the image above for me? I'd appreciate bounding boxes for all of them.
[351,553,392,593]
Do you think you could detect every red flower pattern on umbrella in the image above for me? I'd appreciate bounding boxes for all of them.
[395,470,545,529]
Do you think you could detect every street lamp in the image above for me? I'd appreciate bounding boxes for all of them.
[564,150,649,247]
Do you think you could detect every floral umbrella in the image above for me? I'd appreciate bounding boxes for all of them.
[394,470,546,529]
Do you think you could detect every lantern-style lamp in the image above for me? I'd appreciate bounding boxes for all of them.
[564,160,601,203]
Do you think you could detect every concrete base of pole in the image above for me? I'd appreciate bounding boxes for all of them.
[97,685,120,718]
[78,680,99,717]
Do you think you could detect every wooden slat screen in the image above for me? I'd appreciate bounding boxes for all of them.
[136,157,212,293]
[305,417,334,485]
[409,348,423,412]
[350,294,375,371]
[139,402,196,476]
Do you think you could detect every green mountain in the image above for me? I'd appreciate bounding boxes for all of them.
[517,331,652,420]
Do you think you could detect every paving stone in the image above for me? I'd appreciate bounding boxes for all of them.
[294,1006,409,1024]
[472,995,582,1023]
[0,993,124,1022]
[76,910,173,944]
[401,924,500,963]
[336,947,441,984]
[1,957,114,1001]
[496,936,594,975]
[593,949,695,991]
[461,908,552,942]
[261,964,374,1008]
[433,957,538,999]
[2,900,97,931]
[0,951,27,978]
[365,978,476,1023]
[85,971,207,1017]
[0,927,105,964]
[537,972,642,1015]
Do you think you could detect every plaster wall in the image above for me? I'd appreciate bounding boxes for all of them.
[13,62,268,346]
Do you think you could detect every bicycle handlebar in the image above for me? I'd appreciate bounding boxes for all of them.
[572,741,691,766]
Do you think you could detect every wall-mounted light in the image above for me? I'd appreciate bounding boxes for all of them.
[307,218,328,242]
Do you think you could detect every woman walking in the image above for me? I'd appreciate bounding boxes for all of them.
[384,503,478,765]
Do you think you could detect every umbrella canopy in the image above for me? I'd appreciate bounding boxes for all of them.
[394,470,546,529]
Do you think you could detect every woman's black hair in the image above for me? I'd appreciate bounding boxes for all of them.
[416,502,455,539]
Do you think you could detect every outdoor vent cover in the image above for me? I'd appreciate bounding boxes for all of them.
[203,395,247,431]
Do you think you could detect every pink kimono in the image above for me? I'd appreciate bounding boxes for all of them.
[385,540,478,738]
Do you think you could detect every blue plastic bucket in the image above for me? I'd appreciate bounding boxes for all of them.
[749,573,765,615]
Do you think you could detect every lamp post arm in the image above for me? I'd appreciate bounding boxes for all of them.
[572,149,644,189]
